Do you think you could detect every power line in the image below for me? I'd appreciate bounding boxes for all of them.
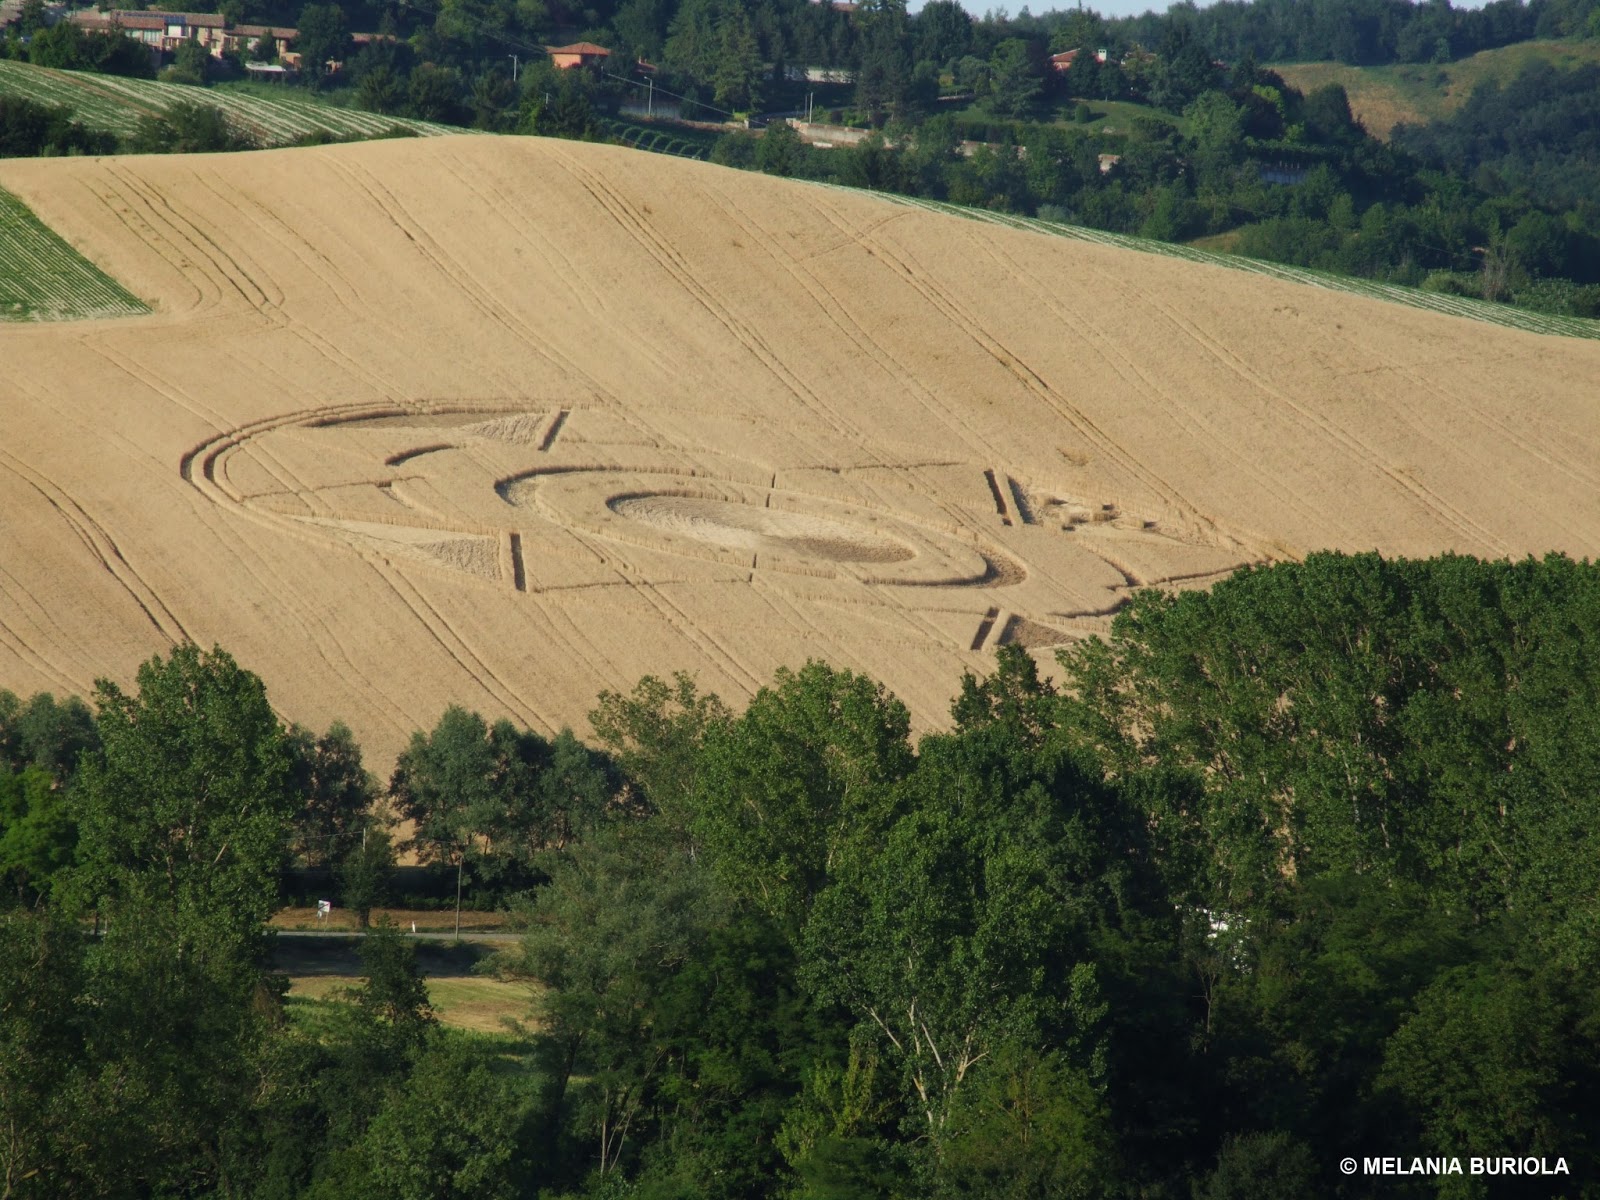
[601,68,739,121]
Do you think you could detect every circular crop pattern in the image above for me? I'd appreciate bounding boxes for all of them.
[608,494,914,564]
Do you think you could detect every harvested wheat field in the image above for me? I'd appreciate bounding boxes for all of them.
[3,135,1599,764]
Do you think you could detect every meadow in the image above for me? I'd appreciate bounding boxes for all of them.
[1272,38,1600,137]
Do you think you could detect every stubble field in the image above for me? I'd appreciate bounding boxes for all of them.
[3,135,1599,766]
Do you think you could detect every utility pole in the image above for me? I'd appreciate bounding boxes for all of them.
[647,75,654,117]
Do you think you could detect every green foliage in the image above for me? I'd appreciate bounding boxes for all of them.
[355,919,437,1039]
[1379,957,1600,1164]
[294,3,347,86]
[589,670,729,824]
[937,1045,1118,1199]
[0,766,76,905]
[288,719,380,867]
[132,101,255,152]
[0,95,117,158]
[1193,1132,1320,1200]
[0,910,87,1197]
[0,688,97,783]
[12,549,1600,1197]
[392,706,615,893]
[689,660,913,931]
[987,39,1044,119]
[503,821,808,1192]
[71,643,296,941]
[519,69,602,139]
[408,63,466,124]
[165,38,212,86]
[355,1037,541,1200]
[1056,552,1600,936]
[337,827,396,928]
[19,23,154,78]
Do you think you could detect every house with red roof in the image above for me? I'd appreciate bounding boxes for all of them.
[546,41,610,70]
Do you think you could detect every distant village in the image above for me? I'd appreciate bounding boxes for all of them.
[0,4,690,85]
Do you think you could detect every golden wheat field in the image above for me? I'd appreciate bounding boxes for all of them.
[3,135,1599,764]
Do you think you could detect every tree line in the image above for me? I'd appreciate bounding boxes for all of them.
[5,549,1600,1197]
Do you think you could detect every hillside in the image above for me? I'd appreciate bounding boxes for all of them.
[1273,39,1600,138]
[2,134,1599,764]
[0,60,457,145]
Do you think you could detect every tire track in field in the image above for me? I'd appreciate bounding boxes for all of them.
[1342,339,1600,502]
[107,164,279,319]
[563,519,765,693]
[549,152,853,430]
[183,403,562,734]
[548,157,1037,658]
[0,600,81,694]
[438,150,680,386]
[321,158,521,392]
[344,151,720,481]
[18,365,170,479]
[549,150,1015,655]
[179,404,464,735]
[80,339,238,469]
[852,217,1246,551]
[81,177,213,313]
[553,153,982,543]
[808,202,1131,541]
[334,153,690,467]
[546,486,762,692]
[0,446,189,644]
[955,233,1322,545]
[199,169,479,410]
[335,158,610,398]
[708,187,1007,479]
[0,559,99,690]
[622,574,767,693]
[368,555,555,734]
[207,173,365,313]
[1085,263,1511,555]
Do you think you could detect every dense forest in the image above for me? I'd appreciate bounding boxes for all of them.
[5,550,1600,1198]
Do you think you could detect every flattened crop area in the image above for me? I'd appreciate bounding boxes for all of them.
[0,184,146,320]
[2,136,1599,767]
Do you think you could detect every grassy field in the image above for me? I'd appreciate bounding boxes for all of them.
[0,60,459,145]
[841,186,1600,341]
[1272,39,1600,138]
[1063,98,1183,136]
[0,185,147,321]
[272,933,534,1035]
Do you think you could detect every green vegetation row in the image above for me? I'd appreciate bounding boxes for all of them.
[601,116,710,160]
[845,186,1600,340]
[0,59,455,145]
[0,183,146,320]
[7,550,1600,1197]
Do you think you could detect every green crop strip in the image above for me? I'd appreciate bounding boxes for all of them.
[0,185,148,322]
